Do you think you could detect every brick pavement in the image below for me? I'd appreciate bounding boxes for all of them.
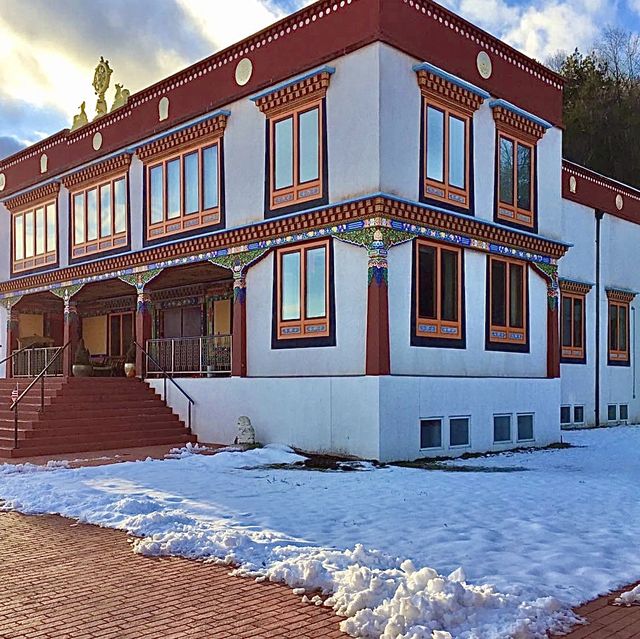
[0,512,344,639]
[552,583,640,639]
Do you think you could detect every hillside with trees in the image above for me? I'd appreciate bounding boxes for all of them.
[549,28,640,189]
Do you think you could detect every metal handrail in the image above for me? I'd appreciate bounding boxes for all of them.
[9,342,70,449]
[133,340,194,432]
[0,345,30,368]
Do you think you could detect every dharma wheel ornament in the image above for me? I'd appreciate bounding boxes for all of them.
[93,57,113,119]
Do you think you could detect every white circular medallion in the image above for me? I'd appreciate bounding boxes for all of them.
[569,176,577,193]
[616,194,624,211]
[477,51,493,80]
[0,173,5,192]
[92,132,103,151]
[235,58,253,86]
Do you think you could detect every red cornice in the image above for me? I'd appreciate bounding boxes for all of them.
[0,0,563,200]
[62,153,132,191]
[0,196,567,294]
[562,160,640,225]
[137,114,229,162]
[4,182,61,212]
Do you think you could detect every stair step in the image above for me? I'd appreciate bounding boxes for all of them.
[0,374,194,456]
[3,435,196,458]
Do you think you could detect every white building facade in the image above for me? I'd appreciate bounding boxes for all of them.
[0,0,633,461]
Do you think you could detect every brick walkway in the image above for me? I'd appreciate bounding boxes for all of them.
[0,512,344,639]
[552,584,640,639]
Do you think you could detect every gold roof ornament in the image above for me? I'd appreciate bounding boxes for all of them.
[93,57,113,120]
[111,83,130,112]
[71,101,88,132]
[70,58,129,131]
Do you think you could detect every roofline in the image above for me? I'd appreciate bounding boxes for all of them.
[0,0,564,173]
[563,159,640,198]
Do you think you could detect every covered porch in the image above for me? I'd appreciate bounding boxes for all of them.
[6,261,234,379]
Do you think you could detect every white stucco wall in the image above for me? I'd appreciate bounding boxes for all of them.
[224,43,382,230]
[0,304,7,378]
[379,44,420,201]
[128,156,144,253]
[0,202,10,282]
[57,186,69,268]
[150,375,381,460]
[559,200,640,427]
[150,373,560,462]
[388,241,548,378]
[246,238,368,376]
[378,375,561,461]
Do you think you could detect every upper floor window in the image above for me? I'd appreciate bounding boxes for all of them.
[270,103,323,211]
[72,176,127,258]
[137,112,228,243]
[423,101,470,209]
[492,100,550,231]
[148,141,221,240]
[487,255,528,350]
[497,133,534,227]
[253,68,333,217]
[607,291,632,366]
[12,201,57,273]
[414,62,487,213]
[413,239,464,345]
[274,239,334,348]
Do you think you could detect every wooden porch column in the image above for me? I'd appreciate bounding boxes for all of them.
[63,300,80,377]
[547,290,560,379]
[366,233,390,376]
[135,292,152,378]
[5,305,19,378]
[231,273,247,377]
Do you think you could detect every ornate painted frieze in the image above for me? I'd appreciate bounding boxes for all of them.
[533,263,559,310]
[0,195,567,303]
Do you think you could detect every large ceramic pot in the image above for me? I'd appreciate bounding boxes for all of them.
[72,364,94,377]
[124,363,136,378]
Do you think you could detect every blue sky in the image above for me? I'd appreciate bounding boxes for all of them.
[0,0,638,160]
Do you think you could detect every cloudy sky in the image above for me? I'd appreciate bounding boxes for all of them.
[0,0,637,160]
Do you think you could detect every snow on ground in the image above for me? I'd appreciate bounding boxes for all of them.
[0,429,639,638]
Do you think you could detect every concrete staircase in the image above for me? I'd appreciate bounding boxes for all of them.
[0,377,196,458]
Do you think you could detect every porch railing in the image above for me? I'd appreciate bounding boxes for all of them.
[12,347,64,378]
[146,335,232,377]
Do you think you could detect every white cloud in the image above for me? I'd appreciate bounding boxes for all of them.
[442,0,611,61]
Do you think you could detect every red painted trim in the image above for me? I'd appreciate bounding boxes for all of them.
[366,278,390,376]
[231,293,247,377]
[547,304,560,378]
[379,0,563,126]
[136,307,152,378]
[0,0,562,199]
[562,160,640,224]
[63,309,81,377]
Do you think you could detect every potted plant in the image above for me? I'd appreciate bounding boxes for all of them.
[72,339,93,377]
[124,342,137,378]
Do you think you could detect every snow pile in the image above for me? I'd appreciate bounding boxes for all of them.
[0,459,69,476]
[615,584,640,606]
[263,547,579,638]
[165,442,210,459]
